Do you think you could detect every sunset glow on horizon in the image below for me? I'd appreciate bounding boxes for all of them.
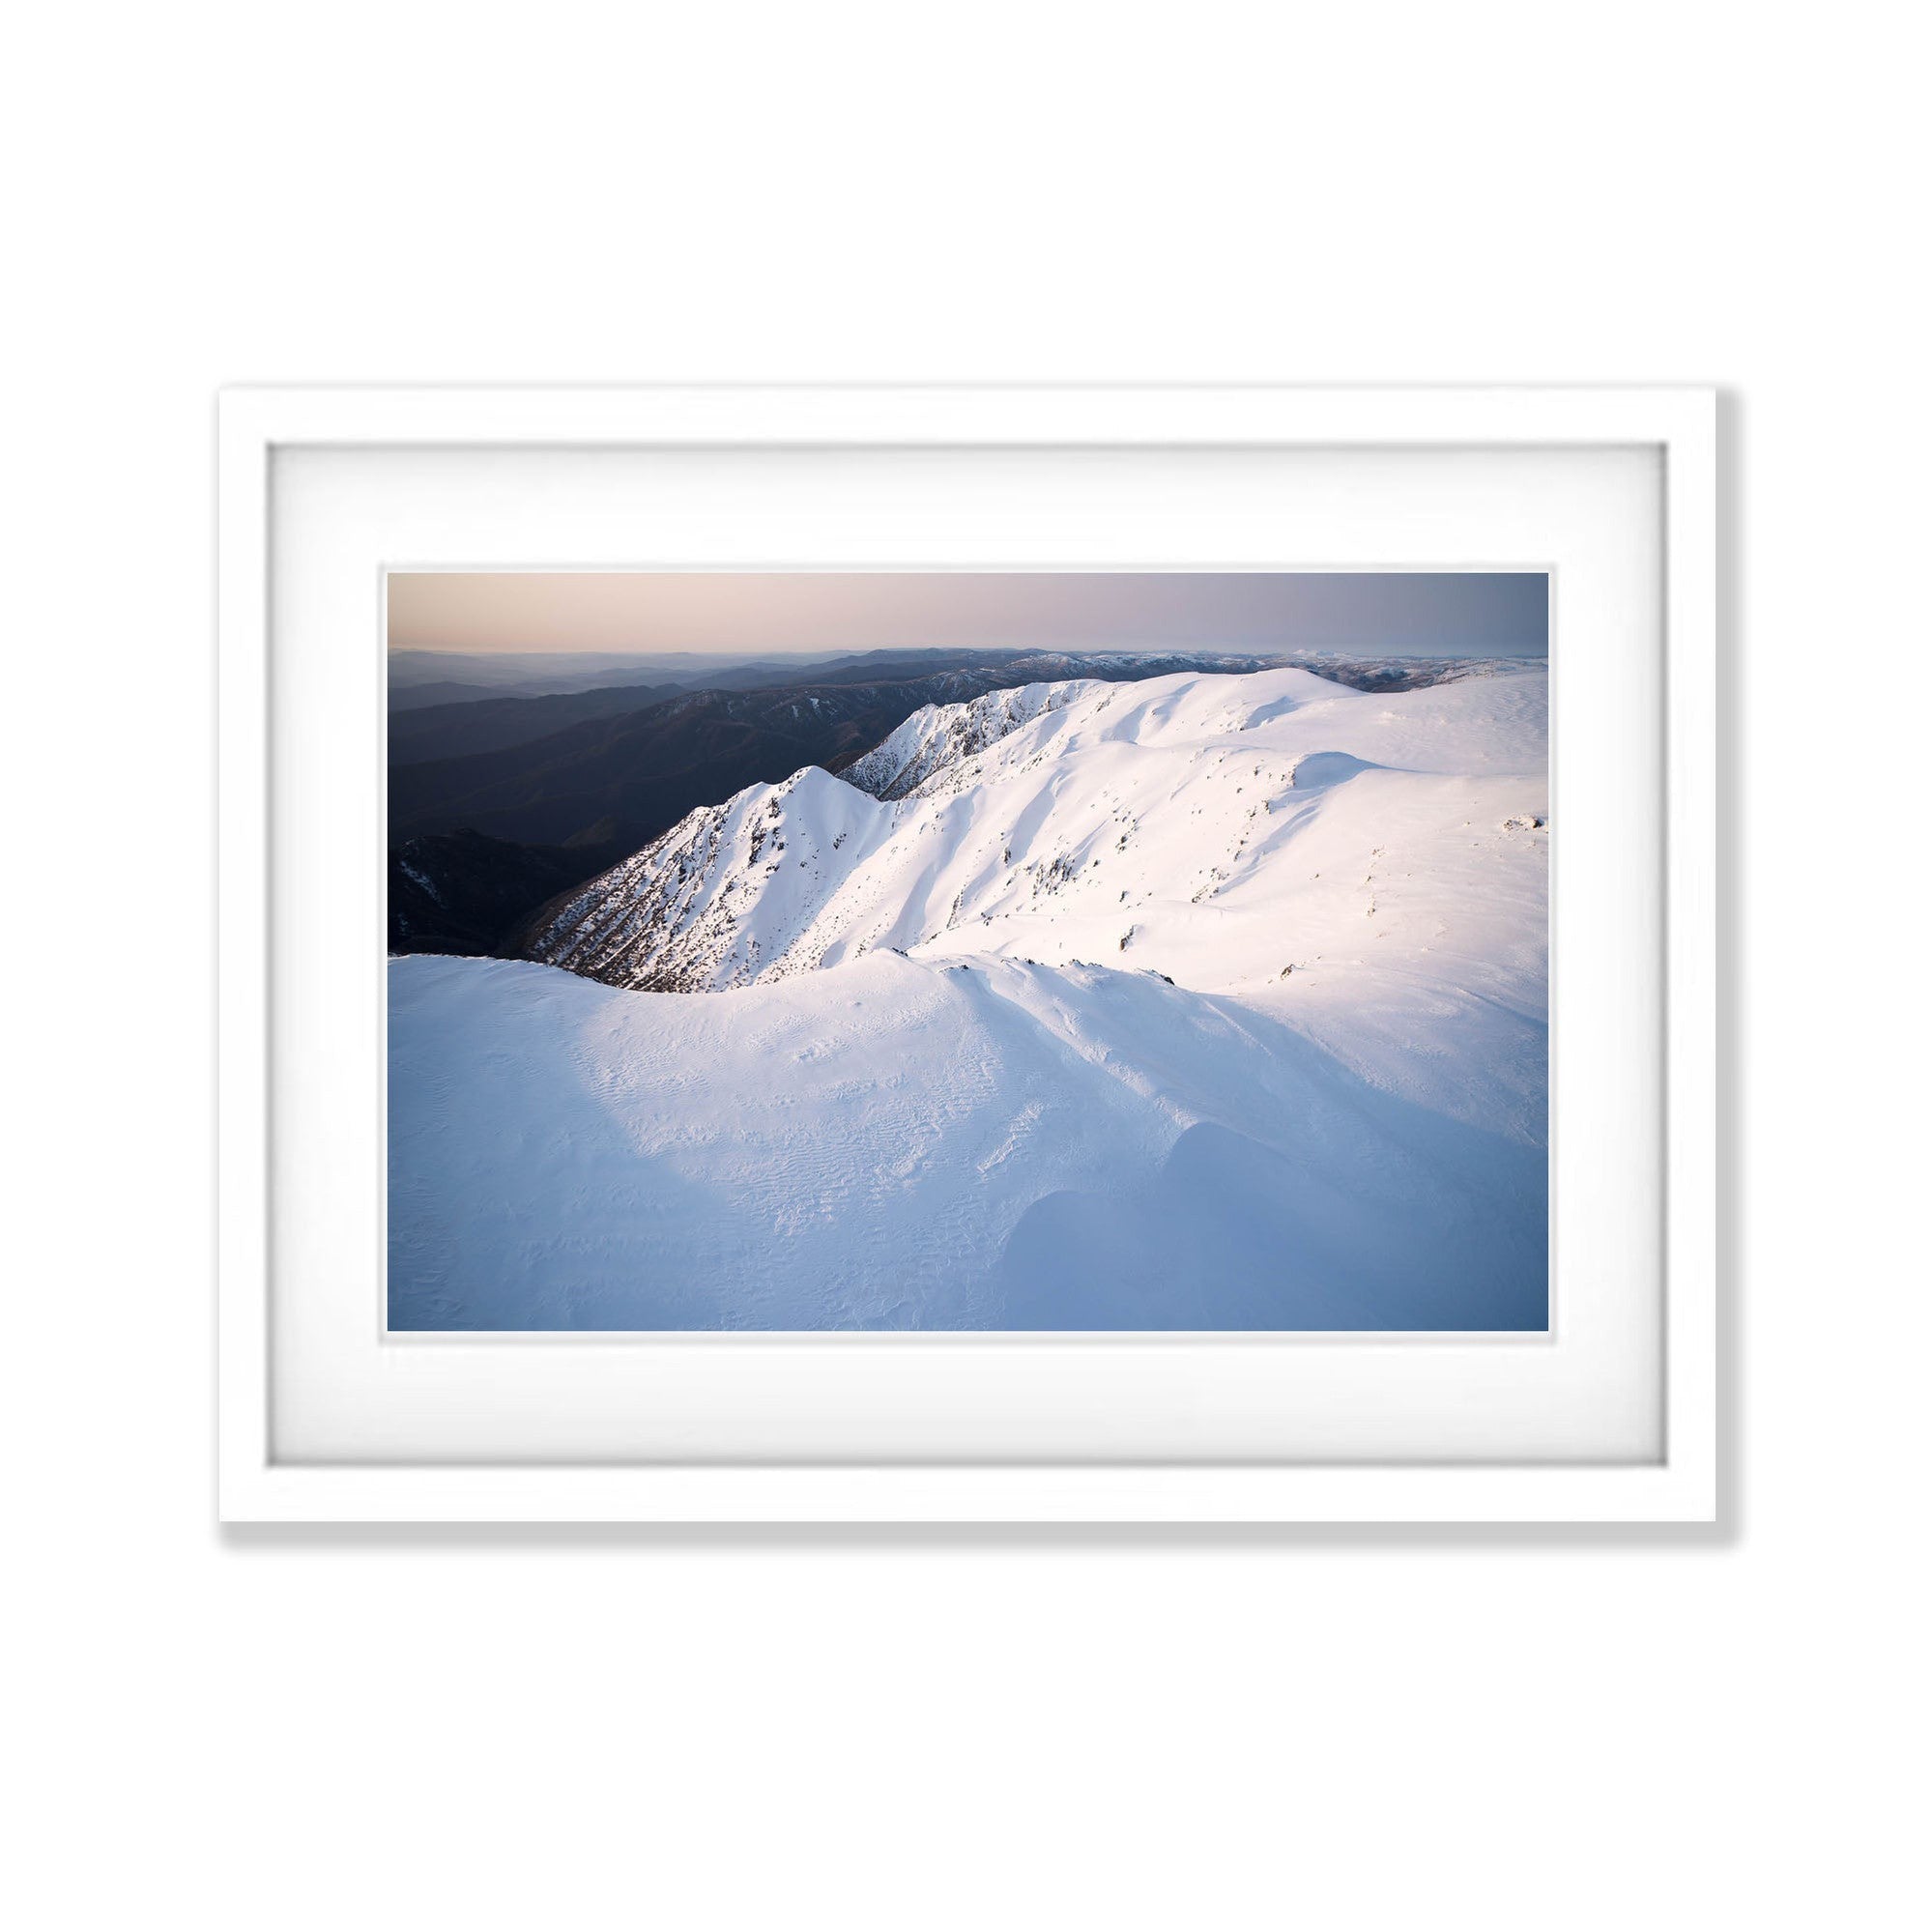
[388,570,1548,659]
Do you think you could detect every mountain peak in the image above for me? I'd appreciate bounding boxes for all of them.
[843,679,1104,800]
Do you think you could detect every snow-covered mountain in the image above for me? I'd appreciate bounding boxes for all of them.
[841,679,1103,798]
[520,667,1547,1101]
[394,664,1550,1330]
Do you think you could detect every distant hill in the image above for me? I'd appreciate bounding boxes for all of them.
[389,681,679,764]
[387,648,843,700]
[388,673,1017,851]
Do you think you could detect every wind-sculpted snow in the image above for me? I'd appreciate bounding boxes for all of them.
[389,952,1546,1331]
[398,665,1550,1329]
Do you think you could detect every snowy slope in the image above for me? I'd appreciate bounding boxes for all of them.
[396,665,1549,1330]
[389,950,1545,1331]
[841,678,1103,797]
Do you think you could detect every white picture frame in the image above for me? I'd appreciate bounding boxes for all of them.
[218,385,1716,1523]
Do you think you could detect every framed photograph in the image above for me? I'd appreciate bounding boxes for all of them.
[218,386,1716,1522]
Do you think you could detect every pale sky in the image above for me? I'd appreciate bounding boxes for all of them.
[387,571,1548,658]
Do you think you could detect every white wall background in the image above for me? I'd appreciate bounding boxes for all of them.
[6,5,1923,1927]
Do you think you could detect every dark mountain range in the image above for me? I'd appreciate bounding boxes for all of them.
[389,679,526,712]
[386,652,1040,763]
[389,828,635,957]
[384,658,989,765]
[389,672,1020,851]
[387,677,964,951]
[387,648,850,701]
[389,681,680,764]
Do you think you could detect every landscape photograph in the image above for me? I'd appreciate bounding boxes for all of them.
[388,569,1551,1331]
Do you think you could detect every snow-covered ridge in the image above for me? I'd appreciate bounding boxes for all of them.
[842,678,1101,800]
[520,764,887,994]
[523,663,1549,1123]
